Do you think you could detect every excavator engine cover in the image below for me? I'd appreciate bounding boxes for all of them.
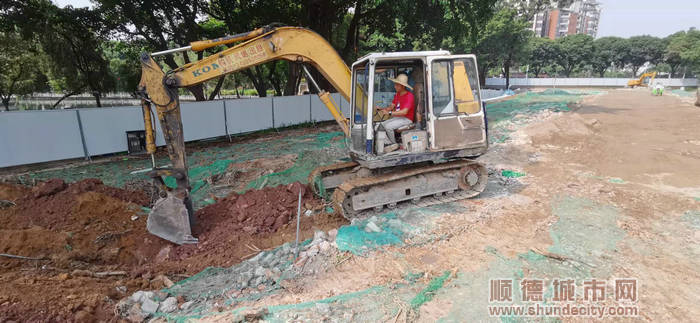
[147,192,198,245]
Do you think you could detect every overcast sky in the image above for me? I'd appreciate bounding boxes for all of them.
[54,0,699,39]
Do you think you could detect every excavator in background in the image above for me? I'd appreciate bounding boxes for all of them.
[627,71,656,88]
[137,25,489,245]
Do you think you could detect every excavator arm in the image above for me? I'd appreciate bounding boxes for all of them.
[137,26,353,244]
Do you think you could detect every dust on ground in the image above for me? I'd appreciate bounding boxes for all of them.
[182,89,700,322]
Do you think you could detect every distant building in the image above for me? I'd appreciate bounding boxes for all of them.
[531,0,601,39]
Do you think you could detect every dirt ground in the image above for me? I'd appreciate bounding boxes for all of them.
[198,89,700,321]
[0,178,344,321]
[2,89,699,321]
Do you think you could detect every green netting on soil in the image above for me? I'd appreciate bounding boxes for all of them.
[22,131,346,209]
[501,170,526,178]
[433,196,624,321]
[336,203,470,256]
[682,210,700,229]
[485,89,602,143]
[671,89,696,97]
[410,271,452,310]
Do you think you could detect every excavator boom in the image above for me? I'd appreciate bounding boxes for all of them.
[138,26,353,244]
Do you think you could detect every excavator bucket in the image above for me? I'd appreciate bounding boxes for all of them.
[147,192,198,245]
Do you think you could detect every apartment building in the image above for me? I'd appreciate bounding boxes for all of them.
[531,0,601,39]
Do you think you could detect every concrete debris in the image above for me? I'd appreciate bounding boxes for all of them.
[158,297,178,313]
[141,298,160,314]
[130,291,155,304]
[365,221,382,233]
[120,226,344,317]
[180,301,195,310]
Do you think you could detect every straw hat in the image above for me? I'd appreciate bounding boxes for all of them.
[388,74,413,90]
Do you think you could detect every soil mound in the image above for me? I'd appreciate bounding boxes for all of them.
[0,179,343,321]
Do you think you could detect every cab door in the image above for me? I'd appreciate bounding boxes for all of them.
[426,55,487,151]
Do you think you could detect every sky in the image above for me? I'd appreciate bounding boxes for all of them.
[54,0,700,39]
[596,0,699,38]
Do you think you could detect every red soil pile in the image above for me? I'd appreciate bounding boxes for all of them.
[0,179,344,322]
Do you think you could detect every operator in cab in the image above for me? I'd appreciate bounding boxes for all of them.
[376,74,414,151]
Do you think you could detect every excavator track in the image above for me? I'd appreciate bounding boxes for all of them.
[329,159,487,219]
[307,161,360,197]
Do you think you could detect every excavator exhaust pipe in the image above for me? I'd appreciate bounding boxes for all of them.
[147,192,198,245]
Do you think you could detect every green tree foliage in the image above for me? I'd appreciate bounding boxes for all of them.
[96,0,212,100]
[664,31,686,77]
[103,40,148,94]
[554,34,594,77]
[0,31,42,110]
[6,0,115,107]
[527,36,557,77]
[626,35,665,76]
[590,37,620,77]
[477,9,532,89]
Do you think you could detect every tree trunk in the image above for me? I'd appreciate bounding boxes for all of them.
[631,66,640,77]
[284,63,302,96]
[599,70,605,77]
[268,62,283,97]
[696,88,700,107]
[341,1,362,62]
[93,92,102,107]
[2,97,9,111]
[187,84,207,101]
[53,91,81,109]
[244,67,268,97]
[504,59,511,90]
[208,76,226,100]
[232,75,241,98]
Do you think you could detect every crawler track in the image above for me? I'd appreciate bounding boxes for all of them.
[310,159,487,220]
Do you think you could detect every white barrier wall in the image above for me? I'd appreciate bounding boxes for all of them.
[0,110,86,166]
[0,94,347,168]
[486,77,698,88]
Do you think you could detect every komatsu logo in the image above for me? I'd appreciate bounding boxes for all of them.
[192,63,220,77]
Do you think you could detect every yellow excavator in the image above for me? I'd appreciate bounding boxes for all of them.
[627,71,656,88]
[137,25,489,244]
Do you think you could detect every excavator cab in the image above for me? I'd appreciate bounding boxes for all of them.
[347,52,488,167]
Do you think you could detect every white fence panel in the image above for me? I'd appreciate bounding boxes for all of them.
[181,101,227,141]
[0,110,85,167]
[486,77,698,88]
[310,95,334,122]
[78,106,145,156]
[225,97,273,134]
[272,95,310,127]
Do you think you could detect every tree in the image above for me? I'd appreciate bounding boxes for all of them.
[667,28,700,106]
[527,36,557,77]
[554,34,594,77]
[103,40,148,95]
[590,37,621,77]
[477,9,531,89]
[0,31,41,110]
[40,5,115,107]
[96,0,212,100]
[626,35,665,76]
[663,31,686,77]
[5,0,116,107]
